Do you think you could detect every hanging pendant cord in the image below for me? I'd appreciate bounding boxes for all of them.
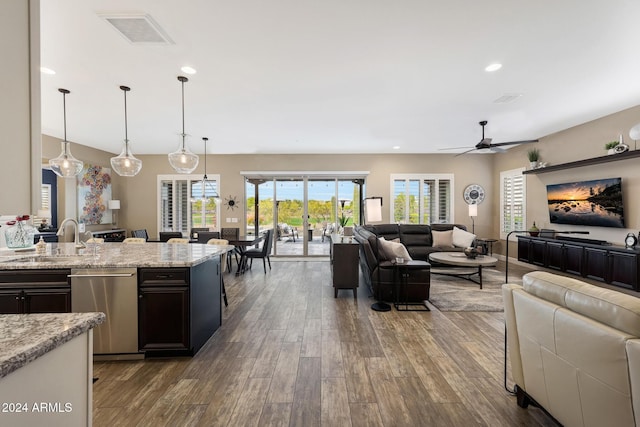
[203,137,208,179]
[124,89,128,142]
[63,92,67,141]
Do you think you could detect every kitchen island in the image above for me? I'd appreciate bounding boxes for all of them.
[0,312,104,427]
[0,242,231,357]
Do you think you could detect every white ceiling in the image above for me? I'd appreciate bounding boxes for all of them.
[40,0,640,155]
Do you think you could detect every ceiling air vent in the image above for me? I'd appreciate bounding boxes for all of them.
[493,93,523,104]
[98,13,174,45]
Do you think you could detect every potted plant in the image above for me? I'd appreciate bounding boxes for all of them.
[527,148,540,169]
[605,140,620,155]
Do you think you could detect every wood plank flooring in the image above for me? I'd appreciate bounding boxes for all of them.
[93,259,559,426]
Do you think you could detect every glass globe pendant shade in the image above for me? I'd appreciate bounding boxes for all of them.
[50,140,84,178]
[168,134,199,173]
[111,85,142,177]
[169,76,199,173]
[111,139,142,176]
[49,88,83,178]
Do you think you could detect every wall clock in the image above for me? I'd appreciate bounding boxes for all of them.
[463,184,485,205]
[224,195,238,211]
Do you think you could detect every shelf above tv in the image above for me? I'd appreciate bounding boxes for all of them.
[523,149,640,175]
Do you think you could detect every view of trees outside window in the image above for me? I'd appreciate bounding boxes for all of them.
[393,175,452,224]
[245,178,361,235]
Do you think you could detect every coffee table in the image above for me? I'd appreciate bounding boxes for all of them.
[428,252,498,289]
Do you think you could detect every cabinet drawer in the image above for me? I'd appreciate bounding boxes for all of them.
[0,269,70,287]
[139,268,189,286]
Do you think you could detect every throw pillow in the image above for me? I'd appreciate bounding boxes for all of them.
[432,230,454,248]
[378,237,412,261]
[452,226,476,248]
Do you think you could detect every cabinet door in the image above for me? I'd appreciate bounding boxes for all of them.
[517,238,530,262]
[584,247,608,281]
[24,288,71,313]
[530,240,546,266]
[563,244,584,276]
[138,286,189,351]
[332,243,359,288]
[546,242,564,271]
[0,289,23,314]
[608,251,638,290]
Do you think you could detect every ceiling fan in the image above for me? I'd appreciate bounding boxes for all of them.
[441,121,538,156]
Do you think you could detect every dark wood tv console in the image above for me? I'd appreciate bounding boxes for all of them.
[517,235,639,291]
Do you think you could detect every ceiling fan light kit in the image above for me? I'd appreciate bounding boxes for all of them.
[168,76,199,174]
[111,85,143,177]
[49,88,84,178]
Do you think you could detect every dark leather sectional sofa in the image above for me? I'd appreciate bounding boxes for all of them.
[353,223,470,303]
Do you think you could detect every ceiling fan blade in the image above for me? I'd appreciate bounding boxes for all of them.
[454,147,478,157]
[490,139,538,148]
[438,146,475,151]
[489,146,506,153]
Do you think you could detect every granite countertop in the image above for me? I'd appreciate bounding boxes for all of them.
[0,242,233,270]
[0,312,105,379]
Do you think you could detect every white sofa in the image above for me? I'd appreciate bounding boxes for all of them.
[503,271,640,427]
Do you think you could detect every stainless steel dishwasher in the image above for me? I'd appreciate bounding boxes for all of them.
[70,268,142,360]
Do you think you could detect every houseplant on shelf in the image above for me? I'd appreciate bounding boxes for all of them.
[527,148,540,169]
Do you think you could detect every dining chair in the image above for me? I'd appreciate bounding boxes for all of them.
[207,238,230,307]
[159,231,183,242]
[190,227,210,240]
[166,238,190,244]
[123,237,146,244]
[220,227,241,267]
[132,229,149,241]
[195,231,220,243]
[244,229,274,273]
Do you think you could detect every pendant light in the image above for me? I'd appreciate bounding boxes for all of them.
[49,88,84,178]
[168,76,199,173]
[194,137,219,200]
[110,86,142,176]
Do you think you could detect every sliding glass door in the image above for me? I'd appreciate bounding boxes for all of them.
[245,175,364,256]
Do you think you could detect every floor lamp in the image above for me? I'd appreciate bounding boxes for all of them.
[364,197,390,312]
[468,203,477,234]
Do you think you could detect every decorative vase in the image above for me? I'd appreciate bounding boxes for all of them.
[529,161,538,169]
[5,220,36,248]
[529,221,540,237]
[463,247,479,259]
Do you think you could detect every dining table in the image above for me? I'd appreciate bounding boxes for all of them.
[227,235,263,275]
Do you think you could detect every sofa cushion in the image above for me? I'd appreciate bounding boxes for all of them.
[523,271,640,337]
[398,224,433,247]
[378,237,412,261]
[452,226,476,248]
[432,230,454,248]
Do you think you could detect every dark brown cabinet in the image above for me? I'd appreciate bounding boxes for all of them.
[0,269,71,314]
[138,259,221,356]
[329,234,359,298]
[517,236,639,291]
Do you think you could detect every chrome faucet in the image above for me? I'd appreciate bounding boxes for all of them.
[56,218,86,248]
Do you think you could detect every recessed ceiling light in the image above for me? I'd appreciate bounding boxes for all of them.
[392,146,400,150]
[485,63,502,72]
[40,67,56,75]
[181,66,196,74]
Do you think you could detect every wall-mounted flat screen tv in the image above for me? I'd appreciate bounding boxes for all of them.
[547,177,625,228]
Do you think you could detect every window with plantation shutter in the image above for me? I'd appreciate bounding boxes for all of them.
[500,168,526,239]
[158,174,220,235]
[391,174,454,224]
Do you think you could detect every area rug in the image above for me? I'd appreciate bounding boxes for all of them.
[428,268,522,312]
